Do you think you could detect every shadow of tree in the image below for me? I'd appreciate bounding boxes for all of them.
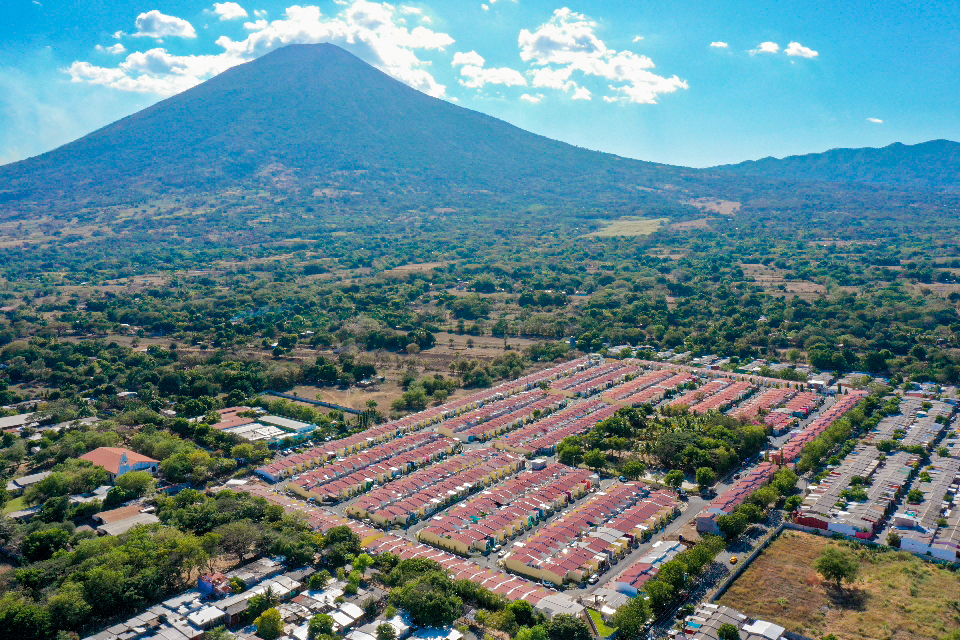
[822,581,869,611]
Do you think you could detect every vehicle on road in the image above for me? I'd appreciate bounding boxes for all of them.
[588,574,599,584]
[729,556,738,565]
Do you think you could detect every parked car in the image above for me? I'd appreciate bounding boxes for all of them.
[588,574,599,584]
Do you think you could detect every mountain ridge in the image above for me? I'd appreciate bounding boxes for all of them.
[712,139,960,191]
[1,43,958,218]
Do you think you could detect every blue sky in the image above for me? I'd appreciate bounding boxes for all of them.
[2,0,958,167]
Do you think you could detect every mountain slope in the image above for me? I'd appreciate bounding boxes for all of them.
[0,44,699,211]
[714,140,960,191]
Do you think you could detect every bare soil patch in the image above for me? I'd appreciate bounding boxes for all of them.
[717,530,960,640]
[683,198,741,215]
[587,218,665,237]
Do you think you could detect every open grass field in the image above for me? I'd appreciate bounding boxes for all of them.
[717,530,960,640]
[588,608,617,637]
[587,217,666,237]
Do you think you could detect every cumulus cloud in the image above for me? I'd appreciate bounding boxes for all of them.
[571,85,590,100]
[254,9,267,17]
[482,4,489,10]
[452,50,485,67]
[67,1,455,97]
[750,41,779,54]
[453,50,525,88]
[867,117,883,123]
[785,41,818,58]
[213,2,249,20]
[133,10,198,38]
[95,43,127,54]
[517,8,686,104]
[633,35,643,42]
[709,41,728,48]
[520,93,543,102]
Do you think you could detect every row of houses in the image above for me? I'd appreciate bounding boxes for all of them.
[416,463,595,554]
[503,482,680,585]
[772,390,869,464]
[255,358,595,482]
[669,379,734,409]
[613,372,697,407]
[82,558,305,640]
[682,604,801,640]
[893,454,960,560]
[493,399,620,456]
[794,446,918,538]
[607,540,685,597]
[697,462,780,535]
[436,390,566,443]
[564,364,640,397]
[686,380,755,414]
[229,483,583,619]
[603,368,676,402]
[863,397,952,450]
[346,450,526,526]
[286,433,458,502]
[552,362,632,393]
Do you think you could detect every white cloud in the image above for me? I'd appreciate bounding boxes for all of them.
[529,65,574,89]
[457,64,526,88]
[452,50,485,67]
[867,117,883,123]
[785,41,818,58]
[133,10,198,39]
[96,43,127,54]
[517,8,686,104]
[113,30,127,39]
[254,9,267,17]
[399,5,421,14]
[452,49,525,89]
[481,4,489,10]
[213,2,249,20]
[571,85,590,100]
[633,35,643,42]
[750,41,780,54]
[709,41,728,48]
[520,93,543,102]
[70,1,455,97]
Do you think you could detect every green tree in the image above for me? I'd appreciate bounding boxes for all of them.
[389,572,463,627]
[47,581,92,631]
[216,520,261,561]
[115,470,156,496]
[248,587,279,620]
[716,512,749,539]
[22,528,71,562]
[664,470,684,490]
[717,623,741,640]
[645,579,674,613]
[814,547,859,591]
[507,599,536,628]
[611,596,650,640]
[515,625,549,640]
[377,624,397,640]
[353,552,374,573]
[695,467,716,493]
[584,449,607,472]
[308,614,335,639]
[255,608,283,640]
[621,459,647,480]
[545,614,591,640]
